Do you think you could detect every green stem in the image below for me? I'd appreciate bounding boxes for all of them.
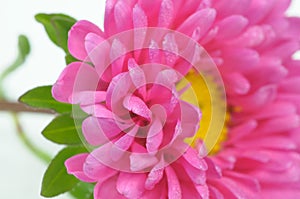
[0,100,54,114]
[12,113,52,163]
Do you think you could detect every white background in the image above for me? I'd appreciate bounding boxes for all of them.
[0,0,299,198]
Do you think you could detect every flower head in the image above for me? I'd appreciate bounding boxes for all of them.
[52,0,300,198]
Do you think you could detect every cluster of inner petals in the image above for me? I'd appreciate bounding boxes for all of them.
[77,56,202,171]
[52,25,222,173]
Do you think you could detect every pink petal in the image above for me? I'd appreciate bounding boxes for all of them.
[106,73,132,110]
[140,186,164,199]
[52,62,99,103]
[104,0,118,36]
[116,173,147,198]
[254,102,296,119]
[279,77,300,93]
[145,160,165,190]
[148,40,162,63]
[169,121,183,144]
[216,15,248,39]
[69,91,106,105]
[123,95,152,120]
[235,136,297,150]
[255,114,300,135]
[213,0,251,18]
[146,118,163,153]
[84,154,118,182]
[225,120,258,144]
[111,126,139,161]
[286,60,300,77]
[250,152,300,181]
[209,186,225,199]
[224,73,250,95]
[229,26,266,47]
[233,102,297,122]
[68,20,104,60]
[277,94,300,111]
[180,182,204,199]
[128,59,147,98]
[180,101,201,137]
[90,142,131,171]
[247,65,288,91]
[285,17,300,40]
[165,166,182,199]
[137,0,162,26]
[183,147,208,170]
[194,184,209,199]
[132,6,148,59]
[84,32,106,55]
[224,171,260,192]
[209,178,248,199]
[82,116,121,146]
[133,4,148,28]
[205,157,222,178]
[110,39,127,76]
[85,33,111,75]
[81,104,114,118]
[265,41,300,61]
[147,84,178,114]
[181,158,206,185]
[261,188,300,199]
[130,153,158,172]
[94,177,126,199]
[177,8,216,39]
[158,0,175,28]
[173,0,202,25]
[114,0,133,32]
[65,153,96,182]
[229,85,276,111]
[234,150,271,169]
[163,34,179,66]
[246,0,274,24]
[266,0,291,19]
[221,48,259,73]
[154,69,179,88]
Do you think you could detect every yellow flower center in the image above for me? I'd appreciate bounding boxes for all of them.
[177,70,229,155]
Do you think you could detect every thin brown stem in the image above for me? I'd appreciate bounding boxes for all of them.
[0,100,55,114]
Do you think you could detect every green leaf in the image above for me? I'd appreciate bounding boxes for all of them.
[70,182,94,199]
[0,35,31,98]
[19,86,72,114]
[35,13,76,53]
[41,146,87,197]
[0,35,30,81]
[65,53,78,65]
[42,114,83,145]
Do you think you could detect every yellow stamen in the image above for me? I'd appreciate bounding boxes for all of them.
[177,70,228,155]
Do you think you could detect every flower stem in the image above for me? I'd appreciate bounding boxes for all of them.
[11,113,52,163]
[0,100,54,114]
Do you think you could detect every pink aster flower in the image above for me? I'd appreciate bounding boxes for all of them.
[52,0,300,198]
[53,25,206,171]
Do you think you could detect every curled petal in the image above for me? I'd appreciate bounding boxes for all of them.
[65,153,96,183]
[68,20,104,60]
[52,62,99,103]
